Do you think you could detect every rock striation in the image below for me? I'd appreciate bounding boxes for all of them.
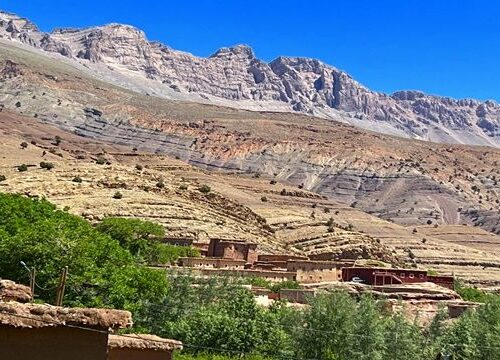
[1,10,500,147]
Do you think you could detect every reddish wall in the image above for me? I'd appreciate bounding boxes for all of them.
[108,348,172,360]
[258,254,309,262]
[342,267,428,285]
[0,325,108,360]
[208,239,258,263]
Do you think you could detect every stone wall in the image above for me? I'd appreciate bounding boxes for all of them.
[178,257,246,269]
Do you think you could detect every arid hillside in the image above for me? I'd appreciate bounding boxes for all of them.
[1,39,499,238]
[2,111,500,289]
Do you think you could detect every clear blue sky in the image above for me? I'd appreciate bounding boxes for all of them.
[3,0,500,101]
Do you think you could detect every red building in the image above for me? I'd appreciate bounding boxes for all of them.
[341,267,454,289]
[207,238,258,264]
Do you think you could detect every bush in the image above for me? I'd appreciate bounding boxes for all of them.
[113,191,123,199]
[20,141,28,149]
[0,175,6,182]
[40,161,55,170]
[17,164,28,172]
[54,136,62,146]
[270,179,277,185]
[72,176,83,183]
[156,181,165,189]
[179,184,188,191]
[261,196,268,202]
[96,156,106,165]
[198,185,211,194]
[135,164,143,171]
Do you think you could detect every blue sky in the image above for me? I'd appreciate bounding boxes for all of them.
[3,0,500,101]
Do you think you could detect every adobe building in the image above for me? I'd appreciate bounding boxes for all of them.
[207,238,258,264]
[287,260,344,283]
[178,257,246,269]
[161,237,194,247]
[108,334,182,360]
[342,267,454,289]
[0,301,132,360]
[191,268,297,283]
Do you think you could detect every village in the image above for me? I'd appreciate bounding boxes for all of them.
[0,235,471,360]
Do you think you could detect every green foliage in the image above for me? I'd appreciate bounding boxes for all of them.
[113,191,123,199]
[96,217,164,257]
[20,141,28,149]
[454,279,496,303]
[40,161,55,170]
[198,185,211,194]
[95,156,106,165]
[72,176,83,183]
[17,164,28,172]
[0,175,6,182]
[0,193,167,311]
[269,280,300,293]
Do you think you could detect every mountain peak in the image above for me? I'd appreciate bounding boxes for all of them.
[209,44,255,60]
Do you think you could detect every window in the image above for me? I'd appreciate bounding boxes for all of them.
[419,274,424,279]
[409,274,415,279]
[400,273,405,278]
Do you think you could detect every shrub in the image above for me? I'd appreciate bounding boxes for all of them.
[15,101,21,108]
[261,196,268,202]
[40,161,55,170]
[72,176,83,183]
[135,164,143,171]
[0,175,6,182]
[426,219,432,225]
[179,184,188,191]
[324,207,330,213]
[113,191,123,199]
[156,181,165,189]
[54,136,62,146]
[270,179,277,185]
[198,185,211,194]
[17,164,28,172]
[96,156,106,165]
[20,141,28,149]
[30,140,37,145]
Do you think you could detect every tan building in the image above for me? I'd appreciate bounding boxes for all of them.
[0,301,132,360]
[108,334,182,360]
[191,268,297,282]
[178,257,246,269]
[287,260,344,284]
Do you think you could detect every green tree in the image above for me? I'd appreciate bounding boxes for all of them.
[0,193,167,311]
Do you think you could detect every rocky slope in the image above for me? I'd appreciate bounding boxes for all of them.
[3,111,500,289]
[1,10,500,147]
[0,40,499,238]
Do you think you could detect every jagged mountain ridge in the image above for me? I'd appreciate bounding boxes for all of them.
[1,10,500,147]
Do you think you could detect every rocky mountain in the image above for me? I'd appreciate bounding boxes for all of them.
[1,10,499,147]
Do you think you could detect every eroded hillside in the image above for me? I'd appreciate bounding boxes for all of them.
[2,112,500,289]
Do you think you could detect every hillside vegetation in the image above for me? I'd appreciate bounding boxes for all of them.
[0,193,499,359]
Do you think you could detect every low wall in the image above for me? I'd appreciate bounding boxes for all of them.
[186,268,297,282]
[178,257,246,269]
[279,289,316,304]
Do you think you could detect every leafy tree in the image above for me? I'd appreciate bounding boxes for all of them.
[0,193,167,311]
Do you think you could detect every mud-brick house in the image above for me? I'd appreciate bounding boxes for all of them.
[108,334,183,360]
[207,238,258,264]
[0,301,132,360]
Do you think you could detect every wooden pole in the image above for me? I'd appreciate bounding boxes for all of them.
[29,268,36,302]
[55,266,68,306]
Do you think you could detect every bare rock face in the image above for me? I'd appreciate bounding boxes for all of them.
[1,10,500,147]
